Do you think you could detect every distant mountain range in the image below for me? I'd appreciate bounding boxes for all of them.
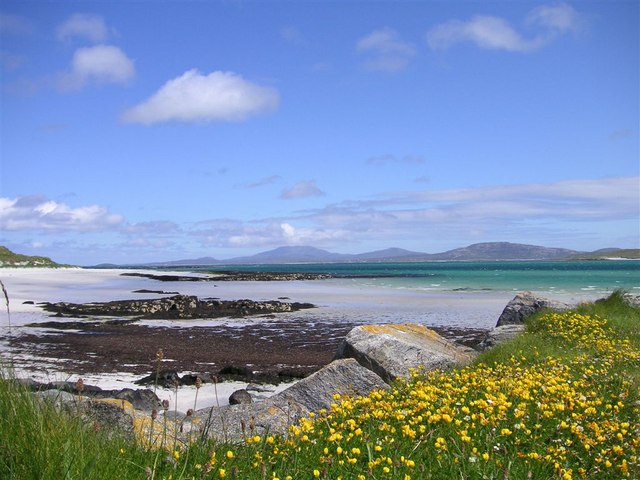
[143,242,640,266]
[1,243,638,269]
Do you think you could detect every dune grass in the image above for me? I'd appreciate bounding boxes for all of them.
[1,291,638,479]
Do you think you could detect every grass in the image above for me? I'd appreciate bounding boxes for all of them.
[0,246,68,268]
[1,291,639,479]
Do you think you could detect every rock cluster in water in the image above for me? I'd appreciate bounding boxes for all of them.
[39,294,315,320]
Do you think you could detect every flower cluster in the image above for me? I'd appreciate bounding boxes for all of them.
[250,312,638,479]
[141,310,639,479]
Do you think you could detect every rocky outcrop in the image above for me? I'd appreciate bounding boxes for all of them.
[121,271,332,282]
[197,358,388,443]
[495,291,569,327]
[39,294,315,321]
[477,324,526,351]
[334,324,477,383]
[26,380,162,411]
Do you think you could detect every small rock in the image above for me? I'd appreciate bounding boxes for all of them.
[135,370,181,387]
[229,389,252,405]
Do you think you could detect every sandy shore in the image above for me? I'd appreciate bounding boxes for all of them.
[0,267,602,408]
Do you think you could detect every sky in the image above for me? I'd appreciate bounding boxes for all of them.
[1,1,638,266]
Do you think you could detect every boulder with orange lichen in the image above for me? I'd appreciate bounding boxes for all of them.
[334,323,477,383]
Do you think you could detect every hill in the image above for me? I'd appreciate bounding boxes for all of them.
[214,242,585,264]
[425,242,580,261]
[224,246,350,264]
[138,242,640,266]
[0,246,68,268]
[567,248,640,260]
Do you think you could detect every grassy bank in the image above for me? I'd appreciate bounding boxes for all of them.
[1,292,638,479]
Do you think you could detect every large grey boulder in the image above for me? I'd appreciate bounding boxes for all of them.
[197,358,388,443]
[496,291,569,327]
[334,324,477,383]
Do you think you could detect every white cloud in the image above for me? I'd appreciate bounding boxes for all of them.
[58,45,135,90]
[336,177,640,221]
[121,70,279,124]
[357,27,416,72]
[427,15,542,52]
[280,180,326,199]
[194,219,347,249]
[427,3,582,52]
[285,176,640,248]
[0,195,123,232]
[527,3,582,32]
[57,13,108,43]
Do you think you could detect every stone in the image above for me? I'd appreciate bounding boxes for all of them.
[180,372,214,386]
[229,389,252,405]
[334,323,477,383]
[135,369,181,388]
[101,388,162,411]
[496,291,569,327]
[477,324,526,351]
[622,293,640,308]
[197,358,388,443]
[78,398,136,437]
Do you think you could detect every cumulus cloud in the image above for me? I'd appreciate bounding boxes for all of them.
[57,13,109,43]
[58,45,135,90]
[427,2,582,52]
[121,70,279,124]
[280,180,325,199]
[357,27,416,72]
[0,195,123,232]
[193,219,347,249]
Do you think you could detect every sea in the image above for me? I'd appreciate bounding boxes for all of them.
[3,259,639,331]
[172,259,640,329]
[192,260,640,295]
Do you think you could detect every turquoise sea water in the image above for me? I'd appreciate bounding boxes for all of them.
[198,260,640,296]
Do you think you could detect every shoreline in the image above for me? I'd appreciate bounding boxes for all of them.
[0,267,616,405]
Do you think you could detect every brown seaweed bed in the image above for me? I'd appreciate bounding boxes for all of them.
[6,316,487,382]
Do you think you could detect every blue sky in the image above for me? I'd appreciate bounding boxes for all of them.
[1,1,638,265]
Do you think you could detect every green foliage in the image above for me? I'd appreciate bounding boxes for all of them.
[0,246,68,268]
